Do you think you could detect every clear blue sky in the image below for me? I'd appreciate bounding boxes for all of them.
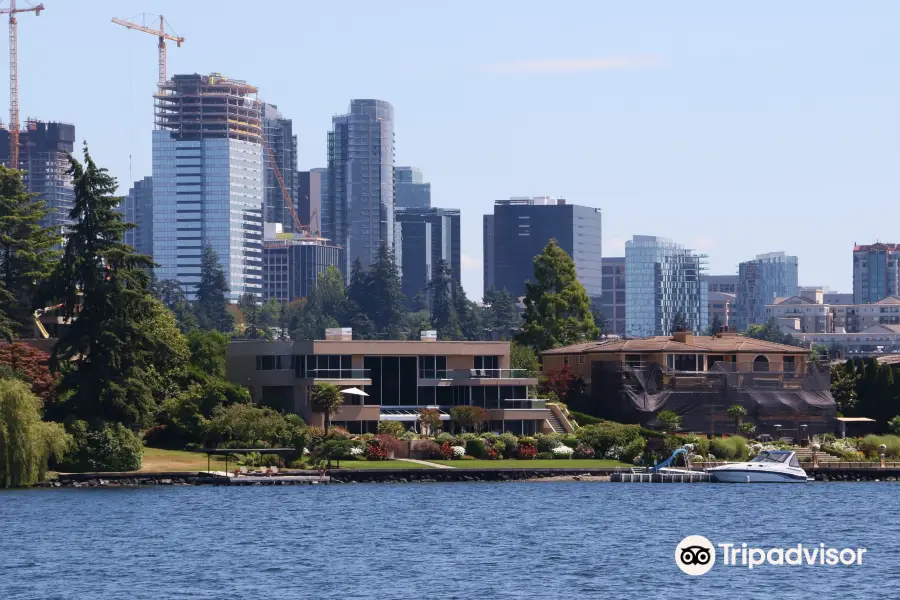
[9,1,900,299]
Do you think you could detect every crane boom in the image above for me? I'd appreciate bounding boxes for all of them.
[0,0,43,168]
[111,14,184,85]
[261,135,315,235]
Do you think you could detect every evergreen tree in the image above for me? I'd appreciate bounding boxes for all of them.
[153,278,197,333]
[0,165,61,339]
[237,293,270,340]
[484,288,520,340]
[706,314,723,336]
[45,145,158,428]
[195,245,234,333]
[314,265,347,323]
[516,239,599,352]
[347,246,405,339]
[452,278,481,341]
[672,311,689,333]
[428,260,460,340]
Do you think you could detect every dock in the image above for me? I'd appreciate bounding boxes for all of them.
[610,471,711,483]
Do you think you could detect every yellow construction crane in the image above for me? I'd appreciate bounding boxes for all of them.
[111,13,184,86]
[0,0,43,168]
[261,136,320,237]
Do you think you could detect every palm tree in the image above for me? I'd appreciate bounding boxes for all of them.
[310,383,343,435]
[656,410,681,433]
[727,404,747,433]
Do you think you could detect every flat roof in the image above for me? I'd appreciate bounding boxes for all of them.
[542,335,808,355]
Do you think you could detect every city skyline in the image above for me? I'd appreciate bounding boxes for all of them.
[4,1,899,299]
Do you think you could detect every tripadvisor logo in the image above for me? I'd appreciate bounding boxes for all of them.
[675,536,867,575]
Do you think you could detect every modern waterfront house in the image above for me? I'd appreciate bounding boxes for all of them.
[227,329,564,434]
[541,329,835,436]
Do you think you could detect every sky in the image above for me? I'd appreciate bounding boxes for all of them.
[8,1,900,299]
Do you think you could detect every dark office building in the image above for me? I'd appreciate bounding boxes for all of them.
[262,103,297,232]
[600,256,626,336]
[296,169,323,233]
[0,120,76,234]
[394,166,431,208]
[484,197,602,301]
[263,237,345,303]
[120,176,154,257]
[394,207,461,304]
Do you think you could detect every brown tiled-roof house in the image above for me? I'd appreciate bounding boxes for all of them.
[541,329,836,436]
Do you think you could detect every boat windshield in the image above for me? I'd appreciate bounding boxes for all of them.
[750,451,790,464]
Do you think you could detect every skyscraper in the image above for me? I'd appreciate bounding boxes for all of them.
[733,251,799,331]
[262,224,344,303]
[261,103,297,231]
[394,207,461,304]
[600,256,627,336]
[853,243,900,304]
[296,169,323,234]
[152,73,264,301]
[625,235,708,336]
[325,99,395,274]
[120,176,154,257]
[483,197,602,301]
[394,166,431,208]
[0,120,75,234]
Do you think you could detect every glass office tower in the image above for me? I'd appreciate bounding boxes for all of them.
[733,252,799,331]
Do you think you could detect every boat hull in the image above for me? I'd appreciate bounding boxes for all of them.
[708,468,807,483]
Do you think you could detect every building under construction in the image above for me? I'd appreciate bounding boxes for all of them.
[0,120,75,234]
[152,73,264,301]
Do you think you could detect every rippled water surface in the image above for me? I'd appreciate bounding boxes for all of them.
[1,482,898,599]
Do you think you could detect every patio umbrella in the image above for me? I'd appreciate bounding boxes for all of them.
[340,387,369,396]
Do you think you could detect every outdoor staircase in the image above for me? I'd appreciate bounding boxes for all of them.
[546,413,565,433]
[792,447,840,464]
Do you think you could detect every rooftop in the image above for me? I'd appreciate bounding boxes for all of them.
[542,333,809,355]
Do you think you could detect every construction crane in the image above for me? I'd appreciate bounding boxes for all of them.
[111,13,184,86]
[0,0,43,168]
[261,135,319,236]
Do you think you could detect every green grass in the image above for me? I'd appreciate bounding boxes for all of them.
[429,459,630,468]
[333,460,436,470]
[140,447,228,472]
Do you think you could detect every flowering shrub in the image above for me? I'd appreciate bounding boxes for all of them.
[573,444,595,459]
[486,447,502,460]
[349,446,364,456]
[440,442,455,460]
[517,444,537,459]
[365,444,389,461]
[374,434,401,454]
[603,445,625,460]
[364,434,400,461]
[451,445,466,459]
[552,445,574,458]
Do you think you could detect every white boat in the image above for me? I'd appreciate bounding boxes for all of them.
[707,450,808,483]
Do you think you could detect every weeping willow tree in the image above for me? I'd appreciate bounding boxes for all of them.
[0,378,71,487]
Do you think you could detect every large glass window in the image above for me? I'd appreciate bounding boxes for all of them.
[419,356,447,379]
[475,356,499,374]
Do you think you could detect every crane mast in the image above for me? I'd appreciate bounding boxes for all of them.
[111,14,184,87]
[0,0,43,168]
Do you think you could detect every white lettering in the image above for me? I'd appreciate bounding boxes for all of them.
[857,549,867,565]
[839,549,857,565]
[767,548,784,565]
[803,547,819,565]
[748,548,766,569]
[785,545,802,566]
[820,543,826,565]
[718,543,734,565]
[826,548,840,566]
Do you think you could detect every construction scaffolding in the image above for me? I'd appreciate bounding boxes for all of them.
[154,73,261,142]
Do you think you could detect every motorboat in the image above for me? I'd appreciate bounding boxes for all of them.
[707,449,808,483]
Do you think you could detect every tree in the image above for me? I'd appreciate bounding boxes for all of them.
[656,410,682,432]
[592,309,610,339]
[428,260,460,340]
[0,165,61,339]
[706,314,723,336]
[186,330,229,378]
[449,405,486,433]
[44,145,159,429]
[364,244,406,338]
[727,404,747,432]
[744,318,800,346]
[889,415,900,435]
[483,288,519,340]
[830,361,859,415]
[195,245,234,333]
[417,407,442,435]
[314,265,348,322]
[542,365,586,404]
[153,278,197,333]
[0,378,71,487]
[517,239,598,352]
[0,342,55,402]
[237,293,271,340]
[310,382,343,435]
[671,311,689,333]
[452,278,481,341]
[510,341,540,373]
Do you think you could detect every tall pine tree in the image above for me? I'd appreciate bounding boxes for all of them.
[428,260,460,340]
[0,165,61,339]
[516,239,598,352]
[45,145,158,428]
[153,277,197,333]
[195,245,234,333]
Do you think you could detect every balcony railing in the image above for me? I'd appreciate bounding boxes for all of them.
[503,398,547,409]
[303,369,370,380]
[418,368,537,380]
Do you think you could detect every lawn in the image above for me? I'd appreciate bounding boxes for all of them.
[428,459,631,468]
[333,460,436,470]
[140,447,228,473]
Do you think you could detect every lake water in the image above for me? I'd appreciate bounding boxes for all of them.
[1,482,898,599]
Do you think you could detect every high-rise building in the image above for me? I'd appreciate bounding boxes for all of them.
[703,274,738,294]
[120,176,153,257]
[0,120,76,234]
[394,207,461,304]
[853,243,900,304]
[483,214,495,295]
[261,103,297,232]
[625,235,708,336]
[262,224,345,303]
[600,256,626,336]
[394,166,431,208]
[483,197,602,301]
[296,169,323,233]
[152,73,264,301]
[733,252,799,331]
[325,99,395,275]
